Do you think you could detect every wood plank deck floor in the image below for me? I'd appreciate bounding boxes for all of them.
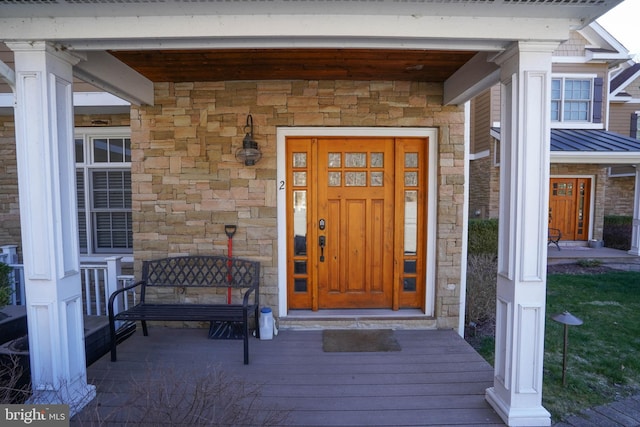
[72,327,505,426]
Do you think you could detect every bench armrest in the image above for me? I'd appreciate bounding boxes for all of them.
[108,280,145,321]
[242,285,259,309]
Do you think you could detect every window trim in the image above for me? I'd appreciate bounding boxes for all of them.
[75,127,132,258]
[551,74,604,130]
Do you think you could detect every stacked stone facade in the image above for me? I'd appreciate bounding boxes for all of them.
[604,175,635,217]
[130,80,465,326]
[0,116,19,250]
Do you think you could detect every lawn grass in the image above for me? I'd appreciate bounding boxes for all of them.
[473,270,640,422]
[543,271,640,421]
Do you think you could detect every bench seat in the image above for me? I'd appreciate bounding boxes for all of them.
[114,304,247,322]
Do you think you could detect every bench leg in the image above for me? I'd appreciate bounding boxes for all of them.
[141,320,149,336]
[109,320,118,362]
[548,240,561,251]
[255,306,260,339]
[243,310,250,364]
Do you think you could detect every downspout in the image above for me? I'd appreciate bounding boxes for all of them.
[605,62,626,131]
[458,100,471,337]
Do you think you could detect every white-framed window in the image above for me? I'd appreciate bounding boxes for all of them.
[608,165,636,177]
[551,75,602,126]
[75,127,132,255]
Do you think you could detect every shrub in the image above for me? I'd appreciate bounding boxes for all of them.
[466,219,499,327]
[0,262,13,308]
[577,258,603,268]
[0,355,31,404]
[603,215,632,250]
[465,253,497,325]
[468,218,499,255]
[75,365,290,426]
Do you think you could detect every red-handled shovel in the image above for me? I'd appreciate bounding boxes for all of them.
[225,225,237,304]
[208,225,242,340]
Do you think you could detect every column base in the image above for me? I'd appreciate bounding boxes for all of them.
[28,381,96,418]
[486,387,551,427]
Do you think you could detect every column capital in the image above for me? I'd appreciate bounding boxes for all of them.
[492,40,560,67]
[6,41,85,67]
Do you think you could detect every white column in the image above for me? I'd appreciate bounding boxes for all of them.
[7,41,95,414]
[485,41,556,426]
[629,165,640,256]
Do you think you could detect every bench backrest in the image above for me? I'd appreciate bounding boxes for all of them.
[142,256,260,290]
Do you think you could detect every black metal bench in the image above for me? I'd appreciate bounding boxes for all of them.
[548,228,562,251]
[108,255,260,364]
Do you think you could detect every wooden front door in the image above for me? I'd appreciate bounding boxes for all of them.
[549,178,591,241]
[286,136,428,311]
[317,138,395,308]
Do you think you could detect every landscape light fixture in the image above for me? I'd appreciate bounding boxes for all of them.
[551,311,583,386]
[235,114,262,166]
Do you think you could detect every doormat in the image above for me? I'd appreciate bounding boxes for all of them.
[322,329,401,352]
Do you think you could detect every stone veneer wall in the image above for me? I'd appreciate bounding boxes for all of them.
[0,116,19,250]
[550,163,607,241]
[130,80,465,327]
[0,113,131,260]
[604,176,635,217]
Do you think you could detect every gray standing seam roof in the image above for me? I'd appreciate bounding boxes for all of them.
[491,128,640,152]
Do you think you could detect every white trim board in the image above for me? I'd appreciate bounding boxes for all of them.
[276,127,439,317]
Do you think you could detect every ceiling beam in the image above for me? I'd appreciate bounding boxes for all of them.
[73,51,154,106]
[443,52,501,106]
[0,58,15,92]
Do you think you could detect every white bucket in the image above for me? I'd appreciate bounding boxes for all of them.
[259,307,274,340]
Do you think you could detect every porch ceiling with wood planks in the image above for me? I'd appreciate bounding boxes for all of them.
[107,48,477,83]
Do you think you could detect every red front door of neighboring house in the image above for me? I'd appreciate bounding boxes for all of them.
[548,178,591,241]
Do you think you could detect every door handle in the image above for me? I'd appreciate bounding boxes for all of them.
[319,236,326,262]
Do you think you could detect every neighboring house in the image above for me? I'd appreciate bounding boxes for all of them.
[469,22,640,251]
[0,2,630,426]
[606,61,640,216]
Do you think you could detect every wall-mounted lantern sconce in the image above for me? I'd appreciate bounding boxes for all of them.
[235,114,262,166]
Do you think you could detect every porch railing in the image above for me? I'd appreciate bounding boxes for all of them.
[81,261,136,316]
[1,245,135,319]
